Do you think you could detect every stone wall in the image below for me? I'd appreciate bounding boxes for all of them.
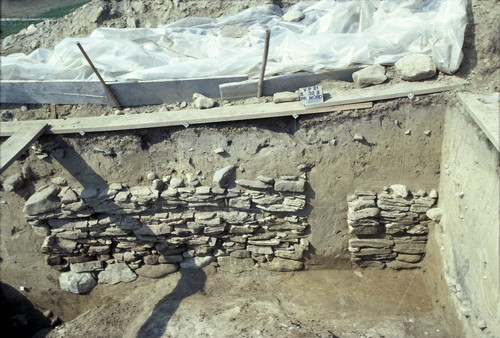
[348,184,438,269]
[22,167,310,293]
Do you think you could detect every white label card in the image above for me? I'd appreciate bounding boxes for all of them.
[299,85,324,105]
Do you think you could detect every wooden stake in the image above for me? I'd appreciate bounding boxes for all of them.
[76,43,123,110]
[257,30,271,98]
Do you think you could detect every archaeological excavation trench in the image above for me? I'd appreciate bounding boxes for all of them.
[0,1,498,337]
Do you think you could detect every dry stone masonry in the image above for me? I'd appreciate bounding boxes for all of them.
[348,184,437,270]
[22,168,310,293]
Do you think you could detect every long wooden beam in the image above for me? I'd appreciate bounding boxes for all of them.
[0,123,48,174]
[0,78,466,137]
[0,102,372,137]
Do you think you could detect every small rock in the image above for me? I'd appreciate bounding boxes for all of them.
[390,184,409,198]
[193,93,216,109]
[213,165,236,188]
[1,110,13,121]
[20,105,28,112]
[297,164,311,172]
[456,192,465,198]
[51,177,67,186]
[2,173,24,192]
[424,130,432,136]
[404,129,411,135]
[426,208,443,221]
[213,147,226,154]
[136,264,178,279]
[98,263,137,285]
[353,133,364,142]
[43,310,53,318]
[126,17,137,28]
[273,91,299,103]
[146,172,157,181]
[115,110,124,115]
[59,272,97,294]
[395,54,437,81]
[429,189,438,198]
[352,65,387,88]
[283,9,305,22]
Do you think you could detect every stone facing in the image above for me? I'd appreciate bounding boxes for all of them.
[23,172,310,293]
[348,185,437,270]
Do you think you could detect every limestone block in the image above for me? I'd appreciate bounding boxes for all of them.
[31,223,51,237]
[61,189,79,204]
[352,65,387,88]
[390,184,409,198]
[274,249,302,261]
[426,208,442,221]
[70,261,103,273]
[42,235,77,254]
[348,198,377,211]
[247,239,281,246]
[3,173,24,192]
[348,208,379,221]
[217,256,255,273]
[354,260,386,269]
[395,54,436,81]
[247,245,273,255]
[392,243,427,254]
[204,225,226,235]
[23,185,61,216]
[136,264,178,278]
[56,230,88,240]
[129,186,159,203]
[228,196,251,209]
[274,179,305,193]
[348,238,394,249]
[265,258,303,272]
[133,224,173,236]
[283,197,306,210]
[348,224,385,236]
[396,253,422,263]
[230,250,251,258]
[213,165,236,188]
[98,263,137,284]
[59,272,97,294]
[387,260,420,270]
[235,179,272,190]
[179,256,215,269]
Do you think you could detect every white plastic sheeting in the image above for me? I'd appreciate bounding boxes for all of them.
[1,0,467,81]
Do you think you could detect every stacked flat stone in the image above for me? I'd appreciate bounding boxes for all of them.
[348,184,437,269]
[23,172,310,293]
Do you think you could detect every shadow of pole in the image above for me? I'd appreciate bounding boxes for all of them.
[136,269,207,338]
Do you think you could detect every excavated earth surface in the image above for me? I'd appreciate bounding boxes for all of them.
[0,1,498,337]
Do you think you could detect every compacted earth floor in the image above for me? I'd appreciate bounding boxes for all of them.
[42,268,450,338]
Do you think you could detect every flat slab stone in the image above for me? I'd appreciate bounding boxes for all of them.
[136,264,178,278]
[98,262,137,285]
[217,257,255,273]
[23,185,61,216]
[265,257,303,272]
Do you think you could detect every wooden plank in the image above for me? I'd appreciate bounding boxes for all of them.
[0,75,248,106]
[457,93,499,152]
[0,102,371,137]
[220,67,362,100]
[0,78,466,137]
[306,79,468,109]
[0,123,48,174]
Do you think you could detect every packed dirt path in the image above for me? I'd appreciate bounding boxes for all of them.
[45,268,449,338]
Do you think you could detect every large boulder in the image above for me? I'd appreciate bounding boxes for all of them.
[98,263,137,284]
[59,271,97,294]
[395,54,437,81]
[23,185,61,216]
[213,165,236,188]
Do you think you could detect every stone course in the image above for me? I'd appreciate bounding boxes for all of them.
[23,169,310,293]
[348,185,437,269]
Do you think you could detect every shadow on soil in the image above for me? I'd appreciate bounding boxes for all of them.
[136,269,207,338]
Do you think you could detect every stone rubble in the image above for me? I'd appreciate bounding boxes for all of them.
[348,185,437,269]
[23,167,311,293]
[352,65,387,88]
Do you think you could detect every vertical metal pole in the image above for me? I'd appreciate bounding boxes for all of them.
[257,30,271,98]
[76,43,123,110]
